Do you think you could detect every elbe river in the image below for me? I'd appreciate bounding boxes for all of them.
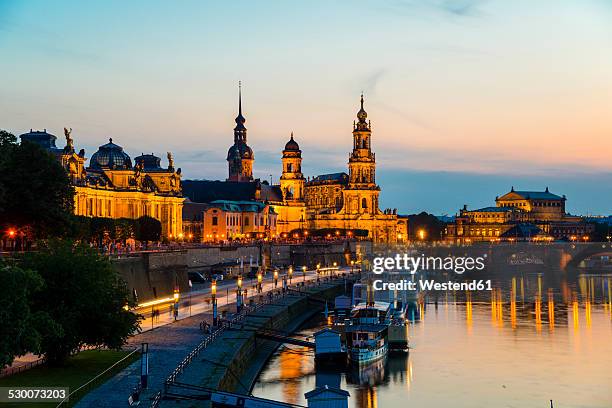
[253,268,612,408]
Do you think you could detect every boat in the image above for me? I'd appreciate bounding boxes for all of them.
[345,300,391,365]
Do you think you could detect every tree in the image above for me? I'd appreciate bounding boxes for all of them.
[0,131,75,240]
[136,216,162,242]
[115,218,136,241]
[0,261,57,368]
[90,217,116,246]
[407,212,446,241]
[22,239,140,364]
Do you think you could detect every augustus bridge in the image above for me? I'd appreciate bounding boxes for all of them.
[373,242,612,271]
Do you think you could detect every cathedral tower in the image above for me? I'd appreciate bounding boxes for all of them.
[227,82,254,182]
[343,94,380,214]
[280,132,305,201]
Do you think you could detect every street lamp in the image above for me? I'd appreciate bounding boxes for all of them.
[302,265,307,282]
[418,229,426,241]
[274,270,279,288]
[288,266,293,284]
[173,286,180,321]
[237,274,243,313]
[350,260,355,274]
[211,279,218,326]
[257,271,263,293]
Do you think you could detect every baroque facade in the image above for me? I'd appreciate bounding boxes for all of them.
[445,187,593,243]
[182,88,406,243]
[303,95,406,243]
[20,129,184,238]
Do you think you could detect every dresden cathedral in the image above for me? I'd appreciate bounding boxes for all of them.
[182,86,407,243]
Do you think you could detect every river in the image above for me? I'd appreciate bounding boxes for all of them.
[252,270,612,408]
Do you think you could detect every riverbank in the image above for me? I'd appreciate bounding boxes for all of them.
[160,278,352,406]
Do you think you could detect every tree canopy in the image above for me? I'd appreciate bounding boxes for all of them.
[0,260,53,368]
[0,130,74,240]
[20,239,140,364]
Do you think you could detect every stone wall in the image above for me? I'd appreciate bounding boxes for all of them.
[114,242,369,305]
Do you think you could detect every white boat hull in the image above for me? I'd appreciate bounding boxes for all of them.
[348,343,388,365]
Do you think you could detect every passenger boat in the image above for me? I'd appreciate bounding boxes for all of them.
[345,301,391,365]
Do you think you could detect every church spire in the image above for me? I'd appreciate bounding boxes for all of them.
[234,81,247,142]
[355,93,370,131]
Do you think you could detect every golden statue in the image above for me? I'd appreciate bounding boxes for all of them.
[167,151,174,169]
[63,127,74,150]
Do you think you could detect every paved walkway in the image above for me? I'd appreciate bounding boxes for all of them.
[76,270,344,407]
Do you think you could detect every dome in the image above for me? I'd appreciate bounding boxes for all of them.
[20,129,58,149]
[89,138,132,170]
[227,142,253,161]
[283,133,300,152]
[134,153,162,170]
[357,94,367,122]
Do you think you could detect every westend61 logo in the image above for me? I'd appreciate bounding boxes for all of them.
[371,253,492,292]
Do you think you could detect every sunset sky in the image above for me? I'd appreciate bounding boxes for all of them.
[1,0,611,215]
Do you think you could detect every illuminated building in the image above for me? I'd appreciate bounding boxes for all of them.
[304,95,407,243]
[20,129,184,238]
[183,200,276,242]
[182,89,407,243]
[446,187,594,243]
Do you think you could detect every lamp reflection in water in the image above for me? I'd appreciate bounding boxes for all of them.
[465,291,473,333]
[278,346,309,405]
[548,288,555,331]
[572,294,580,331]
[510,278,517,330]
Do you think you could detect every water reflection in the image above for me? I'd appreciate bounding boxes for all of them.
[253,271,612,408]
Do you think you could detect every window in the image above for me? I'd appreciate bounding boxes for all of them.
[212,216,218,226]
[287,163,293,172]
[362,198,367,209]
[245,217,249,226]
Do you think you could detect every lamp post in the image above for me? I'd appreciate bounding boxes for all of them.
[316,264,320,283]
[418,229,426,242]
[333,261,338,278]
[173,286,180,321]
[236,274,243,313]
[257,271,263,293]
[288,266,293,285]
[274,270,279,288]
[302,265,307,283]
[211,279,218,326]
[350,260,355,275]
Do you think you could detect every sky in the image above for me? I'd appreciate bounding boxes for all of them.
[1,0,611,215]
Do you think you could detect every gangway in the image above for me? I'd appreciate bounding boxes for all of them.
[255,329,315,348]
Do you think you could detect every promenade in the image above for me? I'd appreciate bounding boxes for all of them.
[76,268,340,407]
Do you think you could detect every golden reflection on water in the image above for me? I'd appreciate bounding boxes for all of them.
[278,346,309,405]
[548,289,555,331]
[465,292,472,332]
[254,273,612,408]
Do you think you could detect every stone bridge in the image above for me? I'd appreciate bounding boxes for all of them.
[373,242,612,271]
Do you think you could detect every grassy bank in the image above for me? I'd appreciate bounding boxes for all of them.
[0,349,139,407]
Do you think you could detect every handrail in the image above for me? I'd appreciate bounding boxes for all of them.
[56,348,139,407]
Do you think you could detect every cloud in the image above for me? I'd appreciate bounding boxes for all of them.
[362,68,387,97]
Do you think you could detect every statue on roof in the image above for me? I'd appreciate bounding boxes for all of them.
[167,151,174,170]
[64,127,74,151]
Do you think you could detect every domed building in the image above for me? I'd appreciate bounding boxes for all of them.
[89,138,133,170]
[21,129,184,238]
